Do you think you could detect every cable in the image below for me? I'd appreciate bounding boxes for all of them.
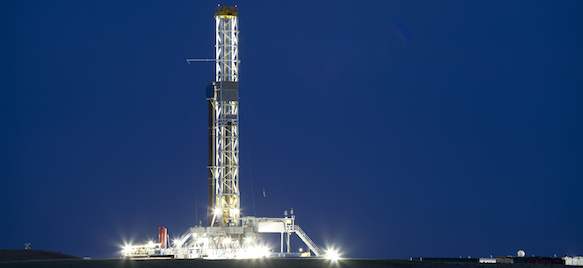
[243,118,257,216]
[191,67,199,225]
[244,102,291,209]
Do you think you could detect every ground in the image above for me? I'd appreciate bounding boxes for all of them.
[0,249,79,262]
[0,257,566,268]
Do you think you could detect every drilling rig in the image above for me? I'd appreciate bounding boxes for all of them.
[206,5,241,228]
[121,5,322,259]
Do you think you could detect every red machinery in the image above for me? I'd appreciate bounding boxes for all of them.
[158,226,167,248]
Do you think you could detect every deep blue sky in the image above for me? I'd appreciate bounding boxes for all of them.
[1,0,582,260]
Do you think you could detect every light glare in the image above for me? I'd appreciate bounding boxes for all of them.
[326,249,340,261]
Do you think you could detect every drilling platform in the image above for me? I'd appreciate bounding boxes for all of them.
[121,5,322,259]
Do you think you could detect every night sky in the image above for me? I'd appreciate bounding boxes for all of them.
[1,0,582,260]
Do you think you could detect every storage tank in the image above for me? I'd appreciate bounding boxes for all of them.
[158,226,168,248]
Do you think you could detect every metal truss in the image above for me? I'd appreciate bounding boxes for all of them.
[210,6,240,227]
[215,6,239,82]
[210,98,240,226]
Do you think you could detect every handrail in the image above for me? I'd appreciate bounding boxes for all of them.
[293,225,323,256]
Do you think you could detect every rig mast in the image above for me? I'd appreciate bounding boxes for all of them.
[121,6,323,259]
[207,5,241,227]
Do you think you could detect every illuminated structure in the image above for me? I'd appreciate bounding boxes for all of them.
[207,5,240,227]
[121,5,323,259]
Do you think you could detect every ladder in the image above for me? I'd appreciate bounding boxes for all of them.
[293,225,323,256]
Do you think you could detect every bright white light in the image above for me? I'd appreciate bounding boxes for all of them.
[223,237,232,244]
[148,241,154,246]
[173,239,180,246]
[326,249,340,261]
[236,246,269,259]
[122,245,132,254]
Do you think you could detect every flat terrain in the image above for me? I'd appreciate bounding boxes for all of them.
[0,258,565,268]
[0,250,79,262]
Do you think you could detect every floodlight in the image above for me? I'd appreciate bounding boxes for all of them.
[326,249,340,261]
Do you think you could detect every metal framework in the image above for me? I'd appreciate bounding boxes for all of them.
[208,5,241,227]
[121,6,323,259]
[215,6,239,82]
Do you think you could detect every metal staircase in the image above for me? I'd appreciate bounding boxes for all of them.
[293,225,323,256]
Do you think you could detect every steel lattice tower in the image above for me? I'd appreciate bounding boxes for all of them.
[207,5,240,227]
[121,7,324,258]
